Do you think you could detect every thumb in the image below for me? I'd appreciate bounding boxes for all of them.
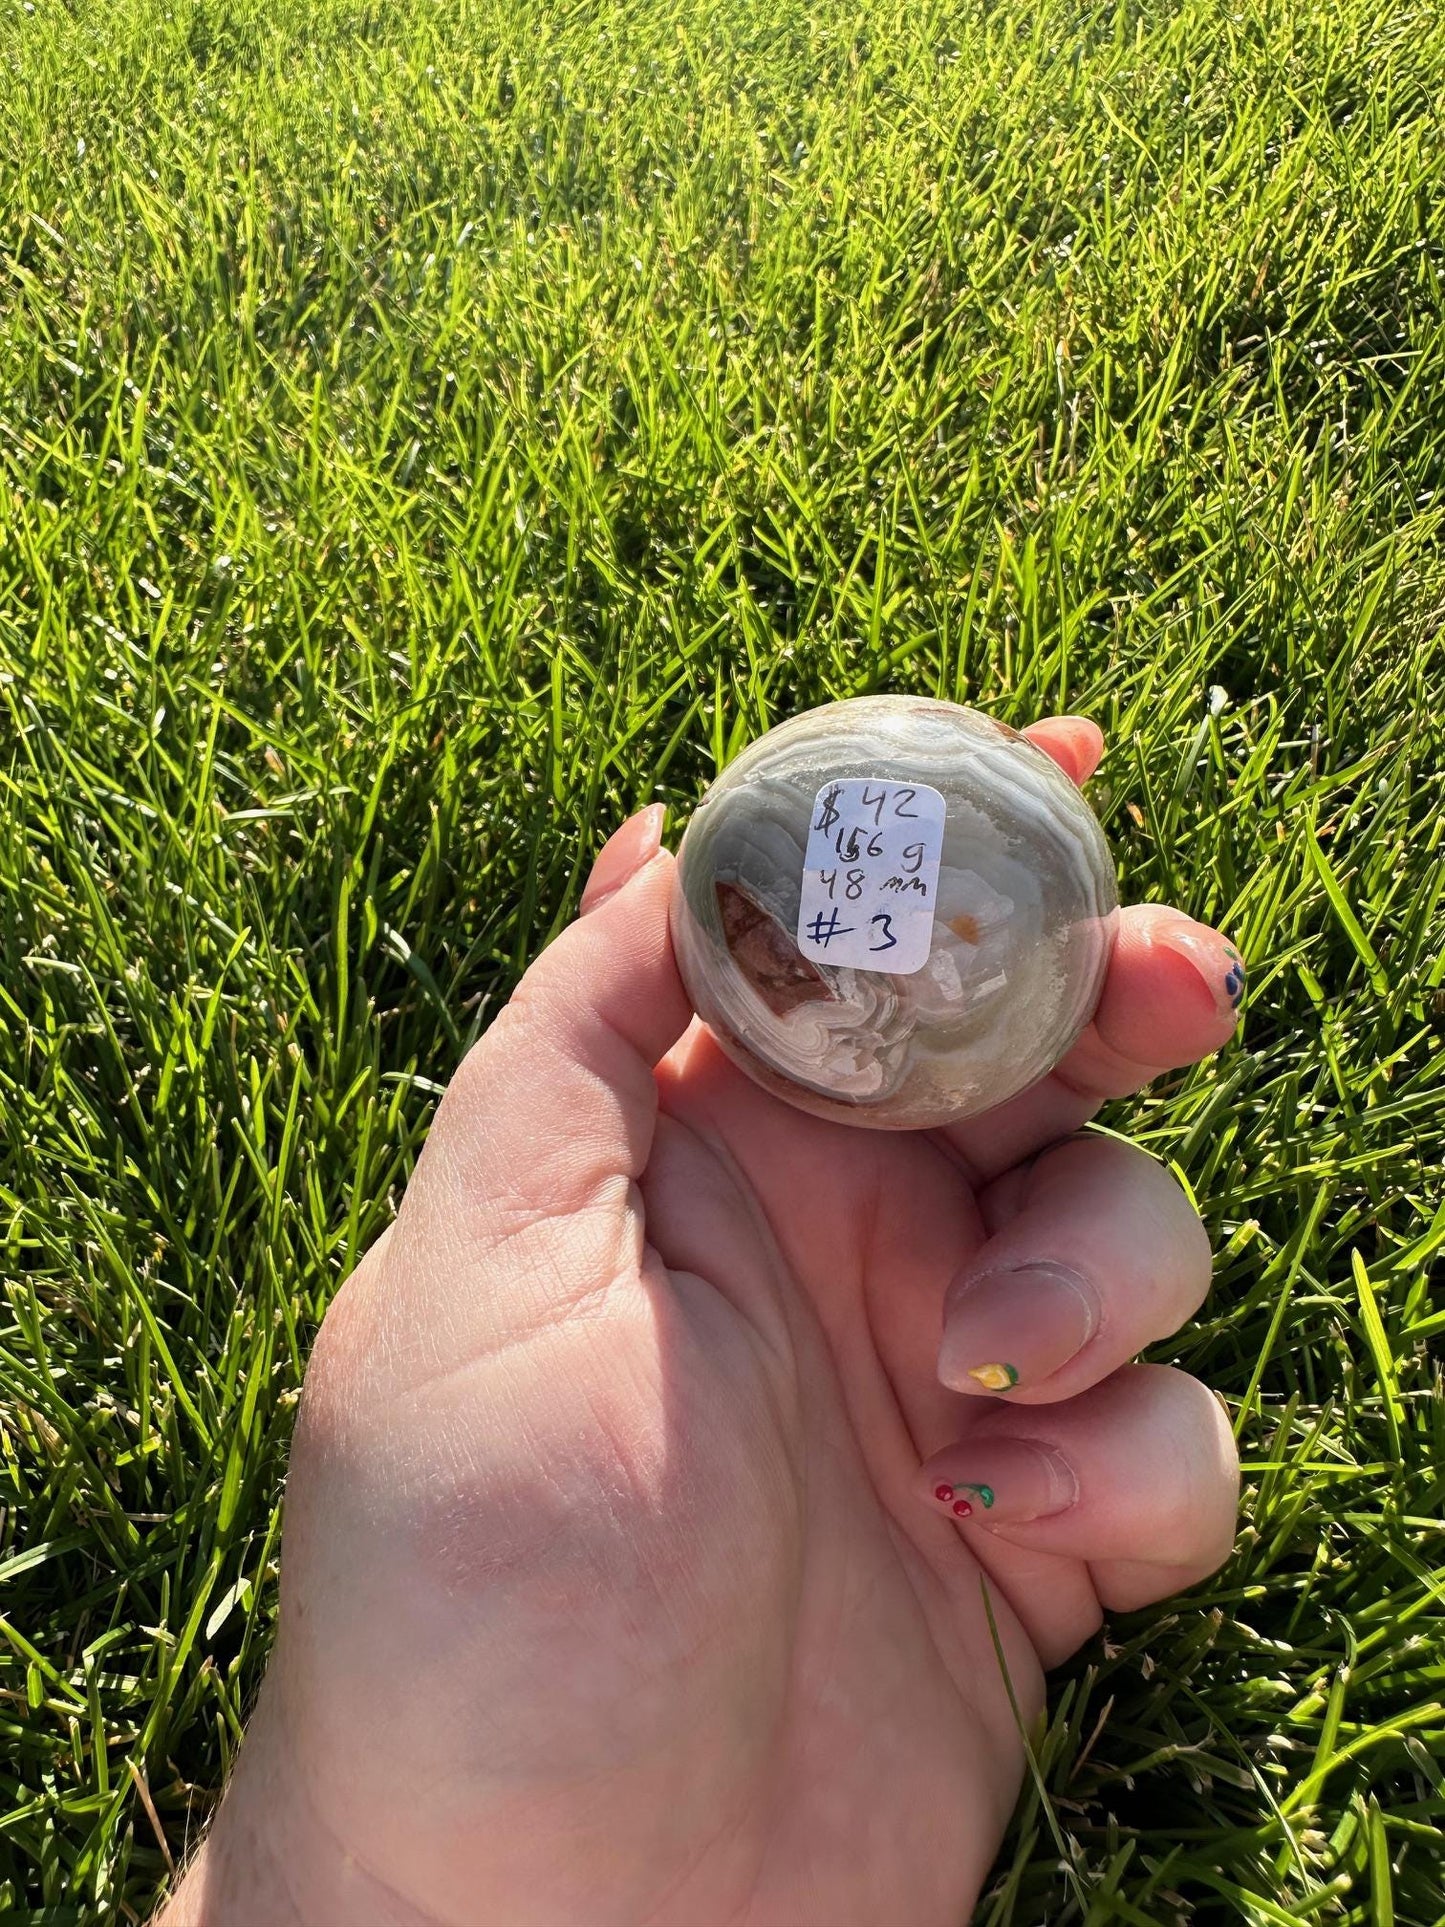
[408,808,694,1239]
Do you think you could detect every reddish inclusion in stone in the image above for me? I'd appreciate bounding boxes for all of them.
[714,880,833,1017]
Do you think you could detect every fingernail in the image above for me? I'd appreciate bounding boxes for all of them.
[580,805,666,914]
[1222,947,1248,1010]
[1141,908,1248,1018]
[939,1262,1099,1396]
[923,1440,1079,1525]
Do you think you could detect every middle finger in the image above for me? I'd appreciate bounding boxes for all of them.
[936,901,1246,1185]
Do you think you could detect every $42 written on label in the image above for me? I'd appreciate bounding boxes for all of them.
[795,778,946,974]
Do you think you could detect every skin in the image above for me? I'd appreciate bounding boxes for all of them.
[162,717,1244,1927]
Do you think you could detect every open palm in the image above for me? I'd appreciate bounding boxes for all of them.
[168,720,1242,1927]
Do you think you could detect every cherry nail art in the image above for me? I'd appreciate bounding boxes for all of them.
[933,1481,995,1520]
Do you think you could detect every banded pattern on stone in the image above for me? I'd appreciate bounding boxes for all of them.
[670,696,1118,1129]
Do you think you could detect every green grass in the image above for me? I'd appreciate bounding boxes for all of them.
[1,0,1443,1917]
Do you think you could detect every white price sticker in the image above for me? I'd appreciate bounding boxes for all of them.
[796,778,946,974]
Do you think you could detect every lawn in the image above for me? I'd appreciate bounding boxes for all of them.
[1,0,1443,1917]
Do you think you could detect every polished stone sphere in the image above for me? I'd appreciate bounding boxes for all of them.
[670,696,1118,1128]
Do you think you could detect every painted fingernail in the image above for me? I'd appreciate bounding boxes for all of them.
[1222,947,1248,1010]
[923,1440,1079,1526]
[931,1479,995,1520]
[1141,908,1247,1019]
[580,805,666,913]
[939,1262,1099,1396]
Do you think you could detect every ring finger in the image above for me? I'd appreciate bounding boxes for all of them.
[936,1133,1212,1405]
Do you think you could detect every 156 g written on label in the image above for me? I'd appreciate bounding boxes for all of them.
[795,778,947,975]
[812,784,930,900]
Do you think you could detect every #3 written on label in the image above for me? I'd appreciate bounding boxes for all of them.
[795,778,946,975]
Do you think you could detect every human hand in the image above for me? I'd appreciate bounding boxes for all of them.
[164,716,1243,1927]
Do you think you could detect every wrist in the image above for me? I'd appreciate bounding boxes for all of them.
[159,1681,434,1927]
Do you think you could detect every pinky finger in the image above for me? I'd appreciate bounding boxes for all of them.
[918,1364,1240,1610]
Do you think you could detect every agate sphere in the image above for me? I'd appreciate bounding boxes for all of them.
[670,695,1119,1129]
